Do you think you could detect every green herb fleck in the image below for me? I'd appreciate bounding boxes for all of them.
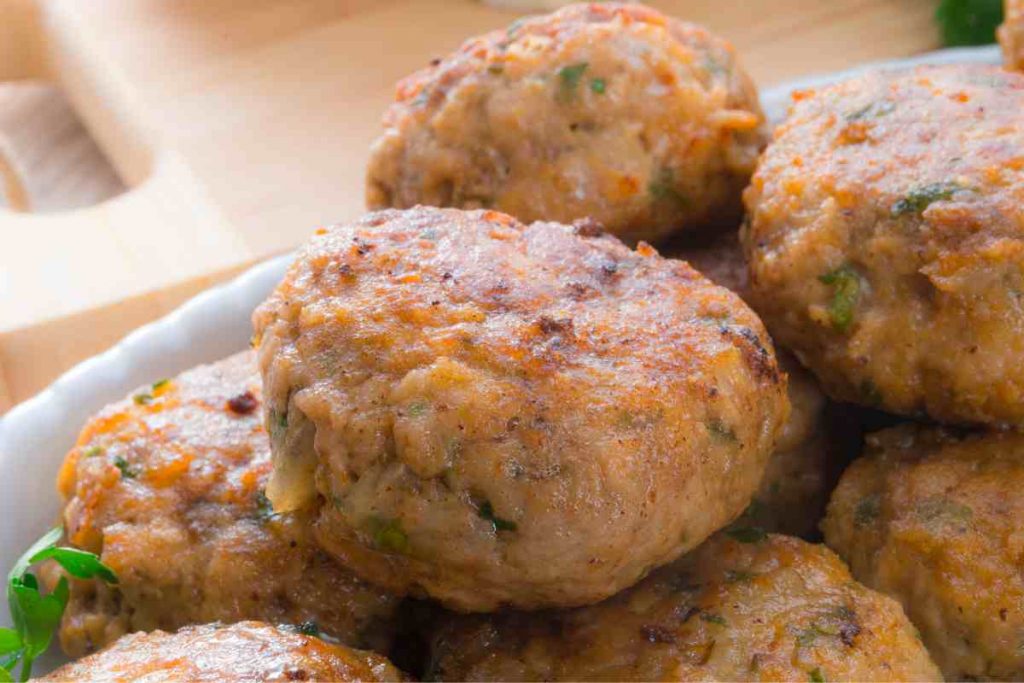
[407,401,429,417]
[891,182,965,216]
[860,379,884,407]
[809,667,826,683]
[4,527,117,681]
[916,496,973,524]
[478,500,517,532]
[648,168,687,207]
[706,419,737,442]
[726,527,767,544]
[151,379,170,391]
[819,264,861,333]
[254,490,278,523]
[297,621,319,637]
[370,518,409,554]
[846,100,896,121]
[132,392,152,406]
[589,77,606,94]
[724,570,756,583]
[270,408,288,441]
[700,612,727,626]
[113,456,138,480]
[854,494,881,527]
[935,0,1003,46]
[83,446,104,458]
[558,62,589,97]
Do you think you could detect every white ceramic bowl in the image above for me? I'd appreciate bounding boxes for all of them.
[0,45,1000,673]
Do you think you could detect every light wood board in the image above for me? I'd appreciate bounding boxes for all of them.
[0,0,941,412]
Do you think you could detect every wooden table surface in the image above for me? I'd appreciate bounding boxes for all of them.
[0,0,942,413]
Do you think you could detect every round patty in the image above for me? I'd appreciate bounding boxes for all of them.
[366,2,766,244]
[38,621,405,682]
[427,532,940,681]
[49,352,400,657]
[669,234,846,538]
[742,65,1024,426]
[253,207,788,611]
[823,424,1024,680]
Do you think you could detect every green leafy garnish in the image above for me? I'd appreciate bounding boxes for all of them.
[589,78,606,94]
[113,456,138,480]
[370,518,409,554]
[478,501,517,532]
[151,379,170,391]
[132,392,152,406]
[726,527,767,544]
[83,446,104,458]
[890,182,964,216]
[809,667,827,683]
[819,264,861,333]
[3,527,117,681]
[557,62,588,99]
[935,0,1003,46]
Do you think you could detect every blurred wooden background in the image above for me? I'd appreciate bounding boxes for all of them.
[0,0,942,413]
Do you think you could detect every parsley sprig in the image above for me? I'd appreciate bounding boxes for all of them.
[1,527,117,681]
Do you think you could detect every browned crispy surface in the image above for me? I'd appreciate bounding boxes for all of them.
[37,621,405,682]
[253,207,788,611]
[669,233,845,538]
[824,424,1024,680]
[743,65,1024,426]
[366,2,766,244]
[50,352,400,657]
[427,533,941,681]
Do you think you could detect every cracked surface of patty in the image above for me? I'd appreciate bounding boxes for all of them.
[366,2,766,244]
[48,352,401,657]
[823,423,1024,680]
[426,532,941,681]
[742,65,1024,426]
[37,621,406,682]
[253,206,787,611]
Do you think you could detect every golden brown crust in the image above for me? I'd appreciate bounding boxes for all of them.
[823,424,1024,680]
[36,621,406,682]
[366,2,766,243]
[667,233,845,538]
[743,65,1024,426]
[253,207,788,611]
[50,352,400,657]
[428,533,941,681]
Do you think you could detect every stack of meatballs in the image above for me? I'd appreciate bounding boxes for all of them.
[40,3,1024,681]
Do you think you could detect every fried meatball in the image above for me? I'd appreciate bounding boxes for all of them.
[668,234,843,538]
[823,424,1024,680]
[743,65,1024,426]
[253,207,787,611]
[49,352,400,657]
[37,621,405,682]
[427,532,941,681]
[366,2,766,244]
[1000,0,1024,70]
